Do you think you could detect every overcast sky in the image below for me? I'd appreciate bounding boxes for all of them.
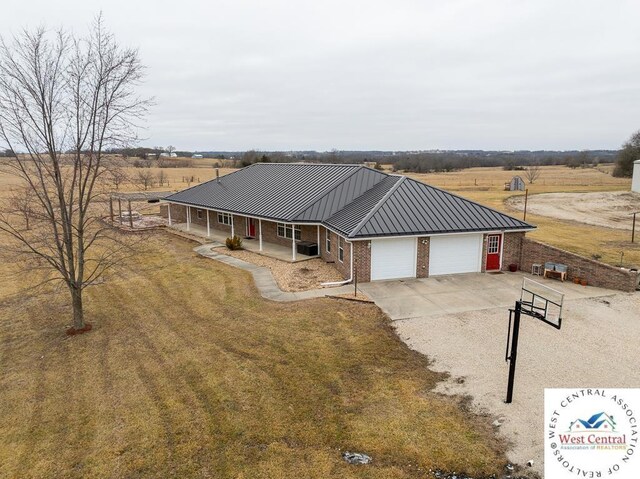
[4,0,640,151]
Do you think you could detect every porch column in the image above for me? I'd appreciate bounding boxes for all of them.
[258,219,263,251]
[206,210,210,237]
[292,224,296,261]
[186,207,190,231]
[317,225,320,253]
[167,203,172,226]
[231,214,235,237]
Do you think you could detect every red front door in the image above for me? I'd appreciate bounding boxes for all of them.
[486,234,502,270]
[247,218,256,237]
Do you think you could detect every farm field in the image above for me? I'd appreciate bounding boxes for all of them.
[403,164,640,268]
[1,159,637,267]
[0,232,508,479]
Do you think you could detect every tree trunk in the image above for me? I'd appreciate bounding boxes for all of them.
[70,286,84,330]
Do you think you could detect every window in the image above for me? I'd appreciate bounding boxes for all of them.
[277,223,301,240]
[488,235,500,254]
[326,230,331,253]
[217,212,232,225]
[338,237,344,262]
[196,209,203,219]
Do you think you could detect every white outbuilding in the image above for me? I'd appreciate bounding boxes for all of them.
[633,160,640,193]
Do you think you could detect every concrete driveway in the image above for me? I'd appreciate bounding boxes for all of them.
[359,272,640,475]
[358,271,613,320]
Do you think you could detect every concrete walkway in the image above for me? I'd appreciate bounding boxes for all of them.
[193,244,353,302]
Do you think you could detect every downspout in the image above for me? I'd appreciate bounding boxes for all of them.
[321,239,354,287]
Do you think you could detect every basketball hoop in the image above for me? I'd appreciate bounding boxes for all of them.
[504,278,564,403]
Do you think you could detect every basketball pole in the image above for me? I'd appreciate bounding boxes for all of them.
[505,300,522,404]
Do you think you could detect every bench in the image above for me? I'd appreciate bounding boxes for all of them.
[544,262,568,282]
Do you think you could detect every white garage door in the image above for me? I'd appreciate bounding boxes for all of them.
[429,234,483,276]
[370,237,417,281]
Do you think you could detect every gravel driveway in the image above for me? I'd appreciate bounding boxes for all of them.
[360,273,640,474]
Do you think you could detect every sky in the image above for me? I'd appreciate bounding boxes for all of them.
[3,0,640,151]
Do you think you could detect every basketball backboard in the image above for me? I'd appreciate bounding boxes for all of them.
[520,277,564,329]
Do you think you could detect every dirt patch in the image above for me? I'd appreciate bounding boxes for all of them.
[507,191,640,230]
[219,248,343,292]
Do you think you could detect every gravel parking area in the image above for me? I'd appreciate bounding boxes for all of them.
[218,247,343,291]
[394,292,640,475]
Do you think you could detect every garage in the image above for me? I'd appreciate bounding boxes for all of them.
[429,234,483,276]
[370,237,417,280]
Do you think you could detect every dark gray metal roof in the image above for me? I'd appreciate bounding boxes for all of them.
[165,163,535,237]
[291,167,387,221]
[324,176,402,235]
[165,163,385,222]
[330,177,533,238]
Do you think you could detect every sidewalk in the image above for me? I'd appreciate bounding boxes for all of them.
[193,244,353,302]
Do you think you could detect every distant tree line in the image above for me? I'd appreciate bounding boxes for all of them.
[100,143,636,175]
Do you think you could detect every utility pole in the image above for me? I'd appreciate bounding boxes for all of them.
[632,212,638,243]
[523,189,529,222]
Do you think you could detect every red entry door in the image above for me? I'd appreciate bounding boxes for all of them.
[247,218,256,237]
[486,234,502,270]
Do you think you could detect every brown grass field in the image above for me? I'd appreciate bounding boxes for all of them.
[0,161,635,478]
[0,233,507,479]
[402,164,639,268]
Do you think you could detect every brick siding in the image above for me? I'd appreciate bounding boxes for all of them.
[501,232,525,271]
[353,240,371,282]
[319,227,352,279]
[417,237,429,278]
[521,238,638,292]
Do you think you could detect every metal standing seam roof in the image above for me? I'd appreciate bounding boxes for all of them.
[164,163,535,238]
[164,163,387,222]
[331,177,533,238]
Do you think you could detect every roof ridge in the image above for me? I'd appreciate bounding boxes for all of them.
[403,177,532,226]
[288,165,387,221]
[348,175,405,238]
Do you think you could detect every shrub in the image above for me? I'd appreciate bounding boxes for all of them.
[225,235,243,250]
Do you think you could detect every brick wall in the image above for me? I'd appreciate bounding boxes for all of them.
[353,240,371,282]
[481,234,488,272]
[319,228,354,280]
[501,232,525,271]
[417,237,429,278]
[521,238,638,292]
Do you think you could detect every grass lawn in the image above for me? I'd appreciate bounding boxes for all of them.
[0,232,506,479]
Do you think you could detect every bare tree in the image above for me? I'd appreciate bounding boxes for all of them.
[0,18,150,331]
[156,169,168,187]
[524,164,541,184]
[7,186,35,230]
[165,145,176,156]
[108,164,130,190]
[135,169,155,190]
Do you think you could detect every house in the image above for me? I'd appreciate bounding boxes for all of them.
[161,163,535,282]
[504,176,525,191]
[192,154,204,159]
[632,159,640,193]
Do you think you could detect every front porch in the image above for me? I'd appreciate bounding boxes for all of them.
[170,222,317,263]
